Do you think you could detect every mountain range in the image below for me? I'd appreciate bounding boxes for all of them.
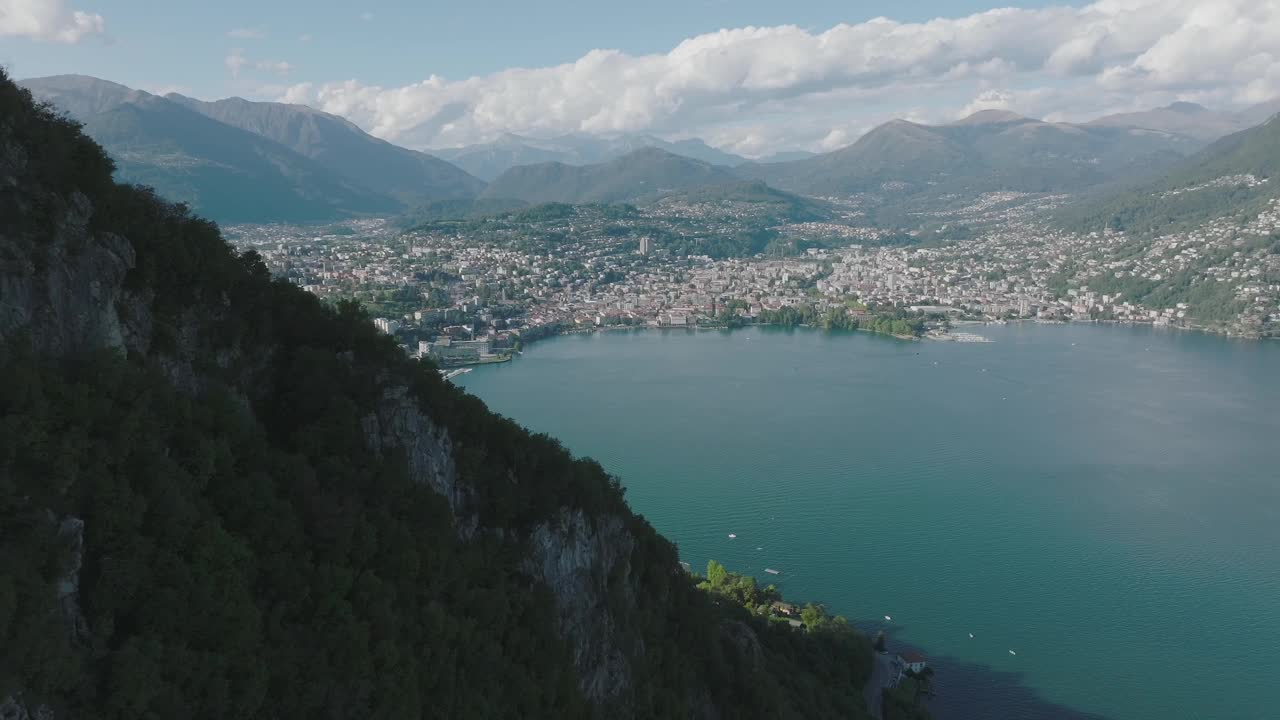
[738,110,1204,220]
[434,132,747,181]
[165,94,485,204]
[479,147,742,205]
[20,75,481,223]
[1060,112,1280,234]
[18,74,1280,228]
[1086,101,1268,142]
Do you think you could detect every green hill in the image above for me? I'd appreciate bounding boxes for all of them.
[436,133,745,181]
[480,147,741,204]
[0,69,883,720]
[649,180,836,222]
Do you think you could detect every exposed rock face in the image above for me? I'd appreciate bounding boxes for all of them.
[360,385,473,536]
[0,694,54,720]
[55,516,88,644]
[722,620,764,672]
[362,386,642,708]
[524,510,637,705]
[0,190,136,357]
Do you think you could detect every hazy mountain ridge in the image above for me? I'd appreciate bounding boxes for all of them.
[1087,100,1280,142]
[436,132,747,181]
[734,112,1206,225]
[745,112,1200,194]
[480,147,742,204]
[165,94,484,203]
[19,75,480,223]
[651,180,836,221]
[1059,113,1280,233]
[20,75,400,223]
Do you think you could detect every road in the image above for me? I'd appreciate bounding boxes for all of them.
[864,652,898,720]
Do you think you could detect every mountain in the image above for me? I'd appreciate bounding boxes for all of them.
[164,94,483,203]
[20,75,398,224]
[0,69,881,720]
[1059,113,1280,233]
[739,112,1200,223]
[18,75,482,223]
[947,109,1027,126]
[436,133,746,181]
[480,147,742,204]
[1237,98,1280,128]
[648,180,836,223]
[755,150,817,163]
[1087,101,1254,142]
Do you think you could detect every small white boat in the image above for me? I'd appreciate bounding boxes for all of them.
[884,615,892,621]
[969,633,974,638]
[1009,650,1017,656]
[728,533,737,539]
[764,568,780,575]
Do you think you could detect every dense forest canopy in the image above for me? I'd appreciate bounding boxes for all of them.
[0,70,888,718]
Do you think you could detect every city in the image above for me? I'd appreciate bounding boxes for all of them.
[227,189,1280,367]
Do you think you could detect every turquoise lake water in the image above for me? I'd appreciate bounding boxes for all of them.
[457,323,1280,720]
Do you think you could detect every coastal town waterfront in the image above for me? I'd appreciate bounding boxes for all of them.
[226,193,1279,368]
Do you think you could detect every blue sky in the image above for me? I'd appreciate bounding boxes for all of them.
[4,0,1277,155]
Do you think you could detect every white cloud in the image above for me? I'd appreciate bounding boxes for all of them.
[0,0,104,43]
[228,27,266,40]
[277,0,1280,154]
[225,49,249,77]
[226,49,293,78]
[257,60,293,76]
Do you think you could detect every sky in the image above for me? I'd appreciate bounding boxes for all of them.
[3,0,1279,156]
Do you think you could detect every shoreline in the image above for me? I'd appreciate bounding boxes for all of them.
[463,315,1273,367]
[436,314,1272,371]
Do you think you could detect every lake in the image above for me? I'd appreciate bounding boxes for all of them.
[457,323,1280,720]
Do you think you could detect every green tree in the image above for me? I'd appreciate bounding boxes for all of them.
[706,560,728,588]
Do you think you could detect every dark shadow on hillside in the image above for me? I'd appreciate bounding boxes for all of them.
[854,623,1115,720]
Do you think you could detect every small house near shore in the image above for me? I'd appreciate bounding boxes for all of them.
[897,650,927,675]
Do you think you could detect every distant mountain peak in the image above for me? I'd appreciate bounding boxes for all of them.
[1165,101,1208,114]
[624,146,684,160]
[950,109,1029,126]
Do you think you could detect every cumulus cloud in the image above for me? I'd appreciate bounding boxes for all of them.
[225,49,249,77]
[228,27,267,40]
[277,0,1280,154]
[0,0,104,43]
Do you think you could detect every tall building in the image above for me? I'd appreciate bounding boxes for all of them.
[639,237,652,255]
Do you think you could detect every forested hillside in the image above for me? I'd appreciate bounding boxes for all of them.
[0,70,883,719]
[1058,115,1280,235]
